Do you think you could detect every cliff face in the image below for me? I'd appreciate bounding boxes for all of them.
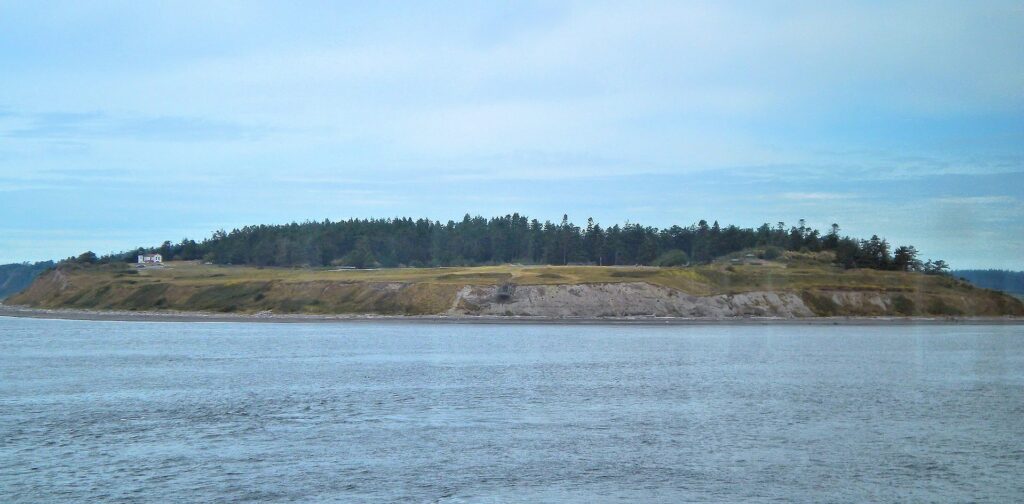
[448,283,1021,318]
[7,261,1023,318]
[449,283,815,318]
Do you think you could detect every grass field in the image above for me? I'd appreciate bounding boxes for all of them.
[118,256,973,296]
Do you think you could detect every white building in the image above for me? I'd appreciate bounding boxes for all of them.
[138,253,163,264]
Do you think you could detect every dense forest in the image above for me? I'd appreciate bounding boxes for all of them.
[0,261,55,300]
[953,270,1024,296]
[80,214,948,273]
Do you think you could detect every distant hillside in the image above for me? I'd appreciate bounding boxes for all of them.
[0,261,54,300]
[954,270,1024,297]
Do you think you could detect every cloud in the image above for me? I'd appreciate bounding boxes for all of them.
[932,196,1016,205]
[8,1,1007,174]
[780,192,859,201]
[0,2,1022,266]
[2,111,264,142]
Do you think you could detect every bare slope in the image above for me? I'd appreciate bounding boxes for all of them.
[8,255,1023,318]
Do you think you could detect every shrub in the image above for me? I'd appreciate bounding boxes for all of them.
[610,270,659,278]
[340,237,378,269]
[891,295,915,315]
[69,251,98,264]
[801,291,839,316]
[759,246,783,260]
[653,249,690,267]
[927,298,963,316]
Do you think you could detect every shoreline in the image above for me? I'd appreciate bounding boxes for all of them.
[2,304,1022,326]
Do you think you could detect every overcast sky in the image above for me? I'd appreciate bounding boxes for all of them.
[1,1,1022,268]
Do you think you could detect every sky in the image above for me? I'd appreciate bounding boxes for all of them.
[1,1,1022,269]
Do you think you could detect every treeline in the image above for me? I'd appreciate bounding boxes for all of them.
[84,214,947,272]
[953,270,1024,296]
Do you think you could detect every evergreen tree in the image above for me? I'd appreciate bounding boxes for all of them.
[892,246,921,272]
[96,213,942,273]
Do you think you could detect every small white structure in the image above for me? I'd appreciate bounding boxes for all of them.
[138,253,163,264]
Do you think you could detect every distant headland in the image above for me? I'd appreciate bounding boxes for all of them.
[4,215,1021,320]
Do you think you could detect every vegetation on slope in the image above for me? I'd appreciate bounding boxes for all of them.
[10,252,1021,317]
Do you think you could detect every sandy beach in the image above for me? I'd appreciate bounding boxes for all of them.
[2,303,1022,326]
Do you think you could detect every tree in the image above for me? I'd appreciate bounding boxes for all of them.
[92,213,937,273]
[583,218,605,265]
[788,226,804,251]
[858,235,891,269]
[892,246,921,272]
[76,251,98,264]
[638,234,659,264]
[924,259,950,275]
[653,249,689,267]
[823,223,840,249]
[835,238,860,269]
[558,214,580,265]
[341,237,377,269]
[159,240,173,260]
[179,238,200,260]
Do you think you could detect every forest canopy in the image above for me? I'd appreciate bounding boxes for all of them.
[88,214,946,273]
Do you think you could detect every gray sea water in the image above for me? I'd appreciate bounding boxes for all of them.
[1,317,1022,502]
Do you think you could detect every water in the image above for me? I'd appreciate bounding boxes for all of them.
[1,318,1022,502]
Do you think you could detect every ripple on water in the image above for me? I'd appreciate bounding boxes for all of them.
[1,319,1023,502]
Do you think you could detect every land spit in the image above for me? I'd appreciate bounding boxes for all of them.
[2,303,1022,325]
[6,258,1023,320]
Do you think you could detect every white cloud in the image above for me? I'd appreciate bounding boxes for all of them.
[1,1,1022,265]
[780,192,859,201]
[932,196,1016,205]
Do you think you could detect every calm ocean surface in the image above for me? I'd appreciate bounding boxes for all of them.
[1,317,1022,502]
